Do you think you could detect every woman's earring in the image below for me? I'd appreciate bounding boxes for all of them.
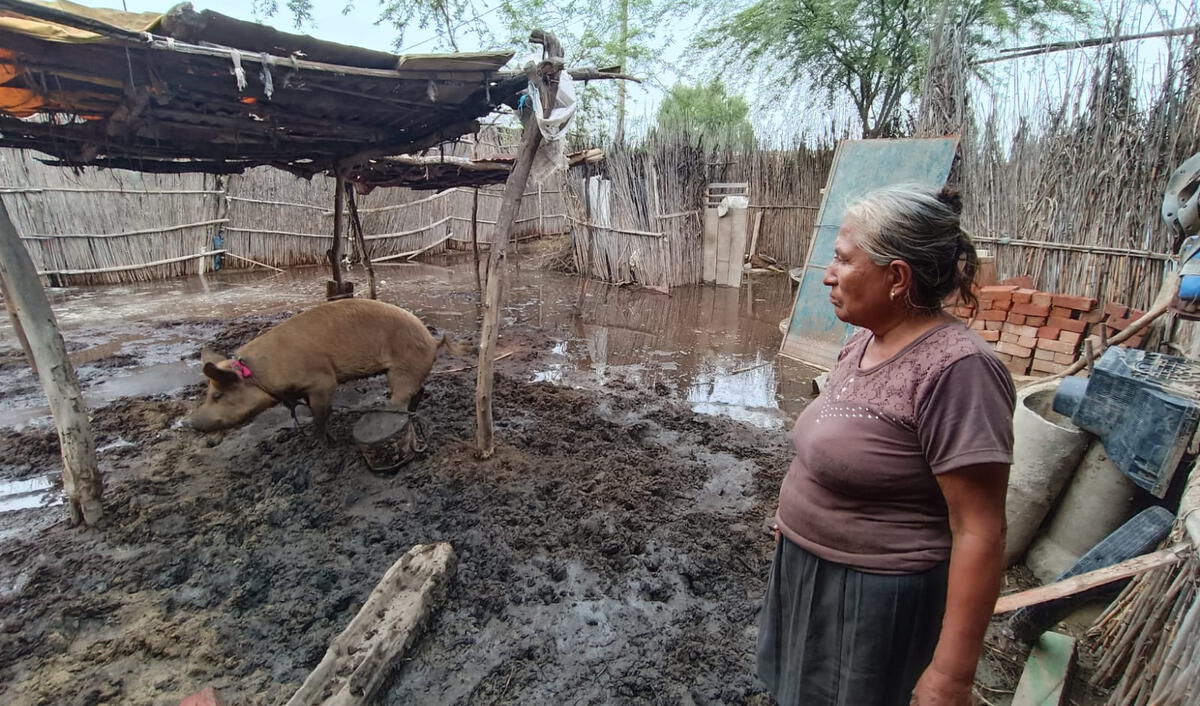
[889,290,897,301]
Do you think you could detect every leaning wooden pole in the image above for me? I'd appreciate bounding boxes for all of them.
[345,184,377,300]
[475,30,563,458]
[0,272,37,375]
[0,200,102,525]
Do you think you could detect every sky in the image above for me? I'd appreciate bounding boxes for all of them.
[74,0,1200,144]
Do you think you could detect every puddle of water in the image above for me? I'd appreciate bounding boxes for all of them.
[0,260,819,430]
[0,474,62,513]
[0,361,197,428]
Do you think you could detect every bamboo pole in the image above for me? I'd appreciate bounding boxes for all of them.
[0,199,102,525]
[475,29,562,458]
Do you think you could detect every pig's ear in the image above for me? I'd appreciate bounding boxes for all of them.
[202,362,241,387]
[200,348,226,366]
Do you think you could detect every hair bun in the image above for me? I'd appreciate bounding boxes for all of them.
[936,185,963,214]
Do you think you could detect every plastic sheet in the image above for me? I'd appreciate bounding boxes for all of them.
[526,72,576,186]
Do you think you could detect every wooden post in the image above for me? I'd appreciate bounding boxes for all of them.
[0,200,102,525]
[345,184,377,300]
[0,273,37,375]
[471,186,482,298]
[326,176,353,300]
[475,30,563,458]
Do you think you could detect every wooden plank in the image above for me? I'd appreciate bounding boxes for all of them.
[1011,632,1076,706]
[993,545,1188,614]
[285,543,456,706]
[724,206,749,287]
[715,211,731,286]
[702,208,718,283]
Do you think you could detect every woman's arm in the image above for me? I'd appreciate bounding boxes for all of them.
[911,462,1009,706]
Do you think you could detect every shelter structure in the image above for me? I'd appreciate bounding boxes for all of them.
[0,0,609,523]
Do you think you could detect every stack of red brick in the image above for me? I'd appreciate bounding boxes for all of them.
[945,284,1147,377]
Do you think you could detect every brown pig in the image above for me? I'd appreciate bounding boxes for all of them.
[187,299,468,439]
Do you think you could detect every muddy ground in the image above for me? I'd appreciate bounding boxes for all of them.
[0,265,1110,706]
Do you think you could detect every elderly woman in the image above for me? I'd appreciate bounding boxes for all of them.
[757,185,1014,706]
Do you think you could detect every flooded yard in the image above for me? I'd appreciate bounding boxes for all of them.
[0,258,1079,705]
[0,260,821,705]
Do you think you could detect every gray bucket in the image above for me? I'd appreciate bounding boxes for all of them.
[352,410,426,475]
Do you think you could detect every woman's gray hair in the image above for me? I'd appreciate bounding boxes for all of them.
[844,183,978,311]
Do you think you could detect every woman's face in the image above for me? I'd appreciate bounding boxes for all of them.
[823,216,896,327]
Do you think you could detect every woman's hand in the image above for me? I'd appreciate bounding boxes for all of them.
[909,664,974,705]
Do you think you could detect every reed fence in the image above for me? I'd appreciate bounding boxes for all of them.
[921,20,1200,313]
[567,137,709,287]
[0,136,569,285]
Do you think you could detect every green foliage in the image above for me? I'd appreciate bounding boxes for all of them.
[653,79,756,147]
[696,0,1091,136]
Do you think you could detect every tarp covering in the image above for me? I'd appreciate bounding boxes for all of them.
[0,0,161,44]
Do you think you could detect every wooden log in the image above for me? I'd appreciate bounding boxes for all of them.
[1010,631,1076,706]
[284,543,456,706]
[475,30,562,459]
[993,545,1188,614]
[0,198,102,525]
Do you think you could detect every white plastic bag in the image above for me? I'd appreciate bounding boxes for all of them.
[526,72,576,186]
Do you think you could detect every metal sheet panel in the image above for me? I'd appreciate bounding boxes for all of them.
[780,138,960,368]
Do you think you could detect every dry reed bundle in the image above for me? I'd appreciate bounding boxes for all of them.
[716,145,834,266]
[0,140,569,284]
[946,30,1200,312]
[1087,455,1200,706]
[566,132,833,287]
[0,151,220,284]
[222,166,331,269]
[567,135,707,288]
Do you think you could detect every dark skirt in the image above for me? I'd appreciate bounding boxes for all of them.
[756,536,949,706]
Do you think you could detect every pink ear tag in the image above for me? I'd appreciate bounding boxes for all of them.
[230,360,253,379]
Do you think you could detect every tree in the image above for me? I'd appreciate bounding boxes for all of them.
[695,0,1091,137]
[653,79,757,147]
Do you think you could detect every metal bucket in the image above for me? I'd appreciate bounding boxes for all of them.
[352,410,426,475]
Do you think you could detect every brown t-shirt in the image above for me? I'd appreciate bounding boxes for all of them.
[776,322,1015,574]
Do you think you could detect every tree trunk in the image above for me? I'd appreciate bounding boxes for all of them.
[0,200,103,525]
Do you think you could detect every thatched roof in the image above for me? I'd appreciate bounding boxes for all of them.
[0,0,607,184]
